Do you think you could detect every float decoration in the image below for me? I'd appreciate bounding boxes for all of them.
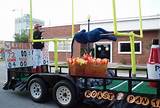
[68,54,108,77]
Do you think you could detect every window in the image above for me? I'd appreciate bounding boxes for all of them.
[49,40,72,52]
[118,41,142,54]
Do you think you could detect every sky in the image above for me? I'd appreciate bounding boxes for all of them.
[0,0,160,41]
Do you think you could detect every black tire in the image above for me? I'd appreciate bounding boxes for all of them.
[53,80,77,108]
[28,78,48,102]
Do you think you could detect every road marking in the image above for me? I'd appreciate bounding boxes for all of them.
[110,80,127,90]
[132,81,144,91]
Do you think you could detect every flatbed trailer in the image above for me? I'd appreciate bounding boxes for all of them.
[3,0,160,107]
[3,62,160,108]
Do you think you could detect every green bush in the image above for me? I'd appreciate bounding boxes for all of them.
[14,31,28,42]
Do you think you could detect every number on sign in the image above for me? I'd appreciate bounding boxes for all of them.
[20,61,27,67]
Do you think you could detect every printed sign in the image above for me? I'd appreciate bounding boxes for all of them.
[127,95,159,107]
[84,90,115,101]
[147,64,160,79]
[84,91,160,107]
[41,43,49,65]
[5,49,33,68]
[4,42,49,69]
[151,99,160,107]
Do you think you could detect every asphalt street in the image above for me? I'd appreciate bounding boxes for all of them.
[0,62,59,108]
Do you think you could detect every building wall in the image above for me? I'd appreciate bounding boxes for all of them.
[80,15,160,65]
[49,52,71,62]
[78,30,159,65]
[112,30,159,65]
[43,25,80,38]
[80,15,160,32]
[49,42,81,62]
[43,25,80,62]
[45,29,159,64]
[43,24,159,65]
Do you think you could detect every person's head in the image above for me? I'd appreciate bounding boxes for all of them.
[34,24,42,31]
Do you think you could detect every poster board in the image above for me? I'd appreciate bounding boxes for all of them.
[4,41,49,69]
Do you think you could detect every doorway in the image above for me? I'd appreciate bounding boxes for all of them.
[94,42,112,62]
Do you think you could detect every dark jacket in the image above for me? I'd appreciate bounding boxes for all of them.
[74,28,117,44]
[32,31,44,49]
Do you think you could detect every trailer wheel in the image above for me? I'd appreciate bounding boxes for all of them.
[53,80,77,108]
[28,78,48,102]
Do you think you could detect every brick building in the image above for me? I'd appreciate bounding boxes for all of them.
[43,15,160,65]
[43,25,80,62]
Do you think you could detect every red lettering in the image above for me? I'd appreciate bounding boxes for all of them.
[7,58,16,62]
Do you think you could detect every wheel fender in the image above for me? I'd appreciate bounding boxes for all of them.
[26,74,43,90]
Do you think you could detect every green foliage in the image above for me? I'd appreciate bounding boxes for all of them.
[14,31,28,42]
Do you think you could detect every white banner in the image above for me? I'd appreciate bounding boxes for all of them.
[4,42,49,69]
[5,49,33,68]
[41,43,49,65]
[147,64,160,79]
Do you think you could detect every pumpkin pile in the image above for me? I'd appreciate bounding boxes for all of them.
[67,54,108,77]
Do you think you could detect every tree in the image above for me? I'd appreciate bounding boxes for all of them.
[14,30,28,42]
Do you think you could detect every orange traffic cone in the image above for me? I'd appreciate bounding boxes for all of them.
[147,39,160,88]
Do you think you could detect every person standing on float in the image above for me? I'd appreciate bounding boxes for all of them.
[32,24,44,73]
